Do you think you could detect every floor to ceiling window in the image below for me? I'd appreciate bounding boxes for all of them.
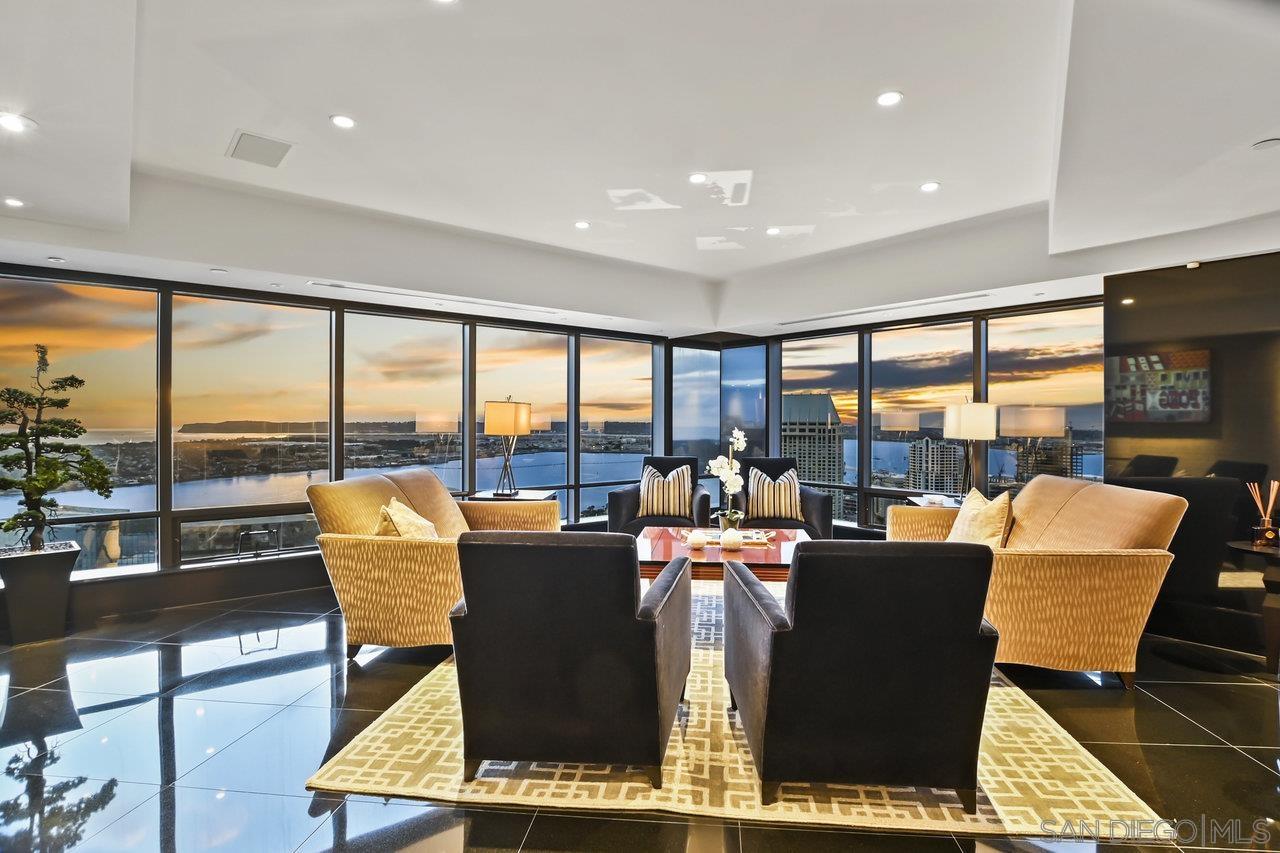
[781,333,859,522]
[343,313,464,490]
[475,327,569,516]
[987,306,1105,492]
[868,321,973,524]
[672,346,721,503]
[577,337,653,518]
[0,278,159,574]
[721,345,767,460]
[171,295,330,561]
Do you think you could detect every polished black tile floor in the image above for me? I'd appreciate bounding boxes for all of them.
[0,587,1275,851]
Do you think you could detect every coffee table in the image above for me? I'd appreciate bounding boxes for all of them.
[636,526,809,582]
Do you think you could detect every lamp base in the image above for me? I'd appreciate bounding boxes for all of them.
[494,436,519,496]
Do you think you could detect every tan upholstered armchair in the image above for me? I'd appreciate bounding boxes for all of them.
[306,469,560,656]
[886,475,1188,687]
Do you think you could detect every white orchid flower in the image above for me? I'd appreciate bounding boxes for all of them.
[723,472,744,495]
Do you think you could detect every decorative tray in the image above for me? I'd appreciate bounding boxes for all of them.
[677,528,777,547]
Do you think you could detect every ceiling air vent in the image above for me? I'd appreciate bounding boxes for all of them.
[226,131,293,168]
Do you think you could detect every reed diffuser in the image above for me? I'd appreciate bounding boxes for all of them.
[1247,480,1278,547]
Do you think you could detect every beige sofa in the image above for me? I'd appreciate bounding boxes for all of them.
[307,468,560,654]
[886,475,1188,686]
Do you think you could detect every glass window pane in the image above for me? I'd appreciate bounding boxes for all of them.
[867,494,911,528]
[781,332,858,489]
[0,279,157,519]
[343,314,463,490]
[577,484,616,520]
[721,345,767,459]
[59,518,159,577]
[171,296,330,508]
[579,338,652,483]
[987,307,1104,492]
[475,328,567,490]
[179,513,320,563]
[871,323,973,492]
[672,347,720,477]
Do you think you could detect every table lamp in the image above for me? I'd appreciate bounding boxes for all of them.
[944,401,997,494]
[484,397,532,495]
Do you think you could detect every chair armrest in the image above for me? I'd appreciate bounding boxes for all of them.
[986,548,1173,673]
[692,483,712,527]
[607,484,641,532]
[458,499,561,531]
[798,486,833,539]
[838,524,887,541]
[638,557,692,620]
[316,533,462,646]
[885,505,958,541]
[724,560,790,632]
[639,556,692,735]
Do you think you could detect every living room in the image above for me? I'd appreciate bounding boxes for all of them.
[1,1,1279,850]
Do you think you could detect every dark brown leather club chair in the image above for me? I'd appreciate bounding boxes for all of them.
[1116,454,1179,478]
[724,540,997,811]
[731,457,833,540]
[607,456,711,535]
[450,531,692,787]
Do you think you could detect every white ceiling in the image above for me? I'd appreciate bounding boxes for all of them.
[0,0,136,230]
[1050,0,1280,253]
[1,0,1278,333]
[130,0,1063,277]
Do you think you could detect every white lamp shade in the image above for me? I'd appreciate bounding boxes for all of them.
[879,411,921,431]
[943,402,998,440]
[483,400,532,436]
[999,406,1066,438]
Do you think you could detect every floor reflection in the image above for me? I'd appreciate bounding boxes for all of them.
[0,587,1275,850]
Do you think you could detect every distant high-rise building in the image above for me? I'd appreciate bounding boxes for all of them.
[781,393,846,517]
[1013,427,1084,483]
[907,437,965,493]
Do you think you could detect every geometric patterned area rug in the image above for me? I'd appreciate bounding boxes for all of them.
[308,581,1170,840]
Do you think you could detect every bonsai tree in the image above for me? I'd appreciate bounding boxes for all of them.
[0,345,112,551]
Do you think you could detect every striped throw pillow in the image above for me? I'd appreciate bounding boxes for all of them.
[747,467,804,522]
[638,465,692,518]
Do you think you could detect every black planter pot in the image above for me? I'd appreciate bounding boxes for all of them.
[0,543,78,644]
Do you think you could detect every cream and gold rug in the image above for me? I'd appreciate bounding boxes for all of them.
[308,582,1169,840]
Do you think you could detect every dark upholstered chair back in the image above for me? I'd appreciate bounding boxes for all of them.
[1207,460,1269,540]
[1112,477,1239,599]
[781,540,992,663]
[642,455,700,478]
[740,457,800,494]
[457,532,641,636]
[1116,454,1179,478]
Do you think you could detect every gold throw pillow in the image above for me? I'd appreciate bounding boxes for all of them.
[373,497,440,540]
[946,489,1012,548]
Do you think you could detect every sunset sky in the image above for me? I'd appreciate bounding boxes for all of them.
[0,281,157,431]
[1,281,1102,441]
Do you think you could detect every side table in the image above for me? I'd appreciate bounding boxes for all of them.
[1227,540,1280,676]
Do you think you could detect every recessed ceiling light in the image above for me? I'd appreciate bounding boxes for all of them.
[688,173,708,185]
[919,181,941,193]
[434,0,458,4]
[329,114,356,129]
[765,227,781,236]
[1186,261,1200,269]
[1120,297,1135,305]
[876,91,904,107]
[269,282,283,288]
[574,220,591,230]
[209,267,228,274]
[0,112,37,133]
[1034,291,1046,297]
[3,197,25,208]
[47,256,67,264]
[1252,138,1280,151]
